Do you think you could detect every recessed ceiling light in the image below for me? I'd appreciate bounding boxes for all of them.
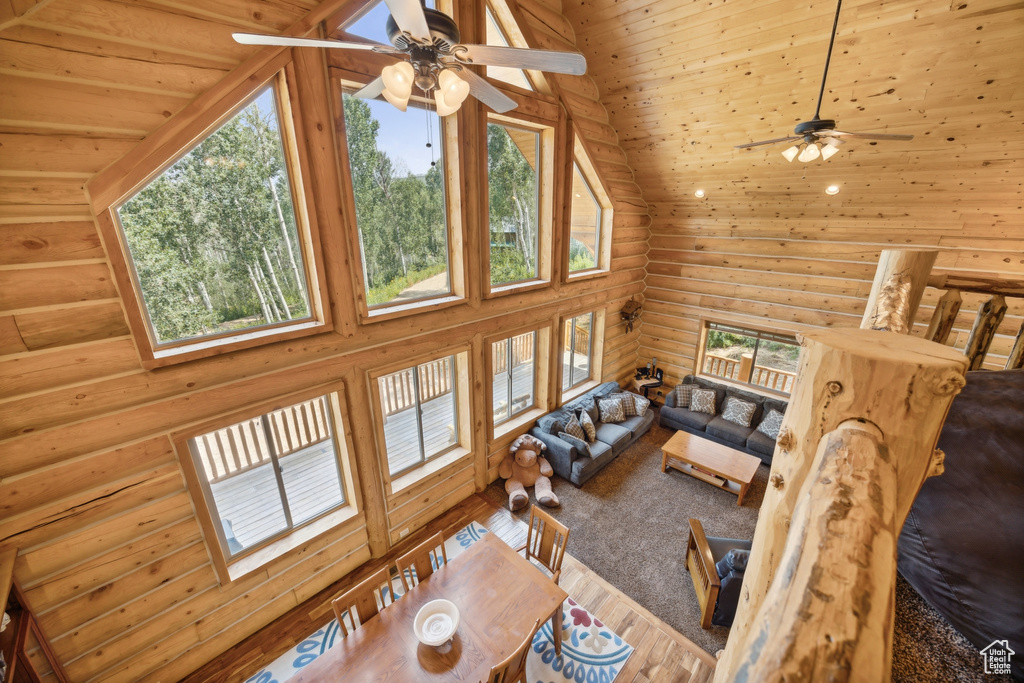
[694,189,706,198]
[825,184,840,195]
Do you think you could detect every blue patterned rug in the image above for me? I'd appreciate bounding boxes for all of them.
[245,522,633,682]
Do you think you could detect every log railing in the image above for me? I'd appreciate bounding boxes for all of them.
[703,353,797,393]
[193,396,331,483]
[378,357,453,419]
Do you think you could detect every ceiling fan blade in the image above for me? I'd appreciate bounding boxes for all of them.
[383,0,431,40]
[232,33,387,51]
[352,76,387,100]
[458,68,517,113]
[456,44,586,76]
[734,136,801,149]
[826,130,915,141]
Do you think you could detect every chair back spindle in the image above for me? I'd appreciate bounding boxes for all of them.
[523,506,569,584]
[331,566,393,637]
[396,531,448,592]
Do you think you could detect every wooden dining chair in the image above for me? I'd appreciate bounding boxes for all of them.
[517,505,570,584]
[395,531,448,592]
[331,565,393,637]
[483,618,540,683]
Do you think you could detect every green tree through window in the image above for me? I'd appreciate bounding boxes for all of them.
[488,123,539,286]
[117,85,311,345]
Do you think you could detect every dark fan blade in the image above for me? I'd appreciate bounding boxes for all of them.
[456,44,586,75]
[384,0,430,40]
[232,33,388,50]
[826,130,915,141]
[352,76,386,100]
[458,68,517,113]
[734,136,801,149]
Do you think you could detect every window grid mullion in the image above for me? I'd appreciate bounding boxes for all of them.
[412,367,427,466]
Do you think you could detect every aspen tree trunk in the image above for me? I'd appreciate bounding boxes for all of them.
[269,177,306,298]
[263,246,291,319]
[714,328,968,683]
[860,249,937,333]
[247,263,273,323]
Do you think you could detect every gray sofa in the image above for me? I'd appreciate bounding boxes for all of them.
[530,381,655,486]
[659,375,787,464]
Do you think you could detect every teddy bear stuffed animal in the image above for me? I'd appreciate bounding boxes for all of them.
[499,434,559,511]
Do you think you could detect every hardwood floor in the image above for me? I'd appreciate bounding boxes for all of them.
[182,494,717,683]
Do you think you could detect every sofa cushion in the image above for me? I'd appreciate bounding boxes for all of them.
[756,409,785,439]
[571,439,615,481]
[598,397,627,423]
[764,398,788,417]
[692,377,728,408]
[594,422,632,454]
[558,431,590,456]
[746,429,777,457]
[721,397,757,427]
[690,388,717,415]
[706,416,754,446]
[537,414,566,435]
[618,412,653,439]
[663,406,717,431]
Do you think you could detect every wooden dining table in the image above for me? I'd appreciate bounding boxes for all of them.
[292,533,568,682]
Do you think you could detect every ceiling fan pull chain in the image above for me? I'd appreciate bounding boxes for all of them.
[814,0,843,121]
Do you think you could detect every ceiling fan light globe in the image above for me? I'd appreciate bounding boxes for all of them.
[798,142,821,162]
[381,62,414,99]
[781,145,800,162]
[821,143,841,160]
[438,70,470,107]
[434,88,460,116]
[382,88,411,112]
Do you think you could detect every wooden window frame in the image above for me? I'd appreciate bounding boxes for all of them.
[93,55,332,369]
[565,131,613,281]
[694,317,801,397]
[368,347,474,494]
[330,71,467,323]
[482,90,564,298]
[173,381,362,584]
[560,309,605,401]
[484,324,552,440]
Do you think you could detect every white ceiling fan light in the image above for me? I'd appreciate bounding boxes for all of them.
[797,142,821,162]
[781,145,800,162]
[381,61,414,111]
[434,69,471,116]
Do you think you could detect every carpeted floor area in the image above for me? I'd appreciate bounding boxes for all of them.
[484,405,1011,681]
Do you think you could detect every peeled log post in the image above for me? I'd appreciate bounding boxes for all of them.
[1006,320,1024,370]
[728,420,897,682]
[925,288,962,344]
[963,295,1008,370]
[714,328,968,683]
[860,249,937,333]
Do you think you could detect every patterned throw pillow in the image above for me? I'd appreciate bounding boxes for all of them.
[563,413,587,442]
[756,409,785,439]
[610,392,638,417]
[632,392,651,416]
[690,388,716,415]
[597,397,626,423]
[721,397,757,427]
[672,384,695,409]
[578,409,597,442]
[558,431,590,456]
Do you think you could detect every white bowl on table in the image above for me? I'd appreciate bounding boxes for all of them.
[414,599,460,646]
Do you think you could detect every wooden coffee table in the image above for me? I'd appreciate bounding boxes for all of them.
[661,431,762,506]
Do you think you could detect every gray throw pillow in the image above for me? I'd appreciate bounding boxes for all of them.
[610,392,638,417]
[756,409,785,440]
[597,397,626,423]
[563,413,587,442]
[690,388,716,415]
[537,415,564,435]
[721,397,756,427]
[558,431,590,456]
[578,409,597,442]
[672,383,695,408]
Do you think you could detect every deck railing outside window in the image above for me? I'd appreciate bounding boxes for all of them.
[700,322,799,395]
[492,332,536,424]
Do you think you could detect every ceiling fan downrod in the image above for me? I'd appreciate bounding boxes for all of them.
[812,0,843,122]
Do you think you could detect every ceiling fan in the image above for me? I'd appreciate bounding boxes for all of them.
[735,0,913,162]
[233,0,586,116]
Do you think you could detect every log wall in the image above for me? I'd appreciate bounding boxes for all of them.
[563,0,1024,385]
[0,0,647,679]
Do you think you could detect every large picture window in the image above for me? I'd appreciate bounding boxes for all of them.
[342,92,451,308]
[562,313,593,392]
[491,331,537,425]
[378,356,459,476]
[699,321,800,395]
[185,395,347,561]
[487,121,540,286]
[115,80,315,350]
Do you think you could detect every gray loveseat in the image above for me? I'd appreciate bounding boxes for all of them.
[530,381,655,486]
[659,375,787,464]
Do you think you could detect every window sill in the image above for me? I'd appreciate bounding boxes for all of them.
[493,406,545,441]
[486,279,550,299]
[561,379,599,403]
[695,373,791,399]
[566,268,608,284]
[389,446,472,495]
[145,319,327,369]
[223,503,360,583]
[361,294,464,324]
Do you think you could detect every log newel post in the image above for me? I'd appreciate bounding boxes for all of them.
[1007,320,1024,370]
[926,288,963,343]
[963,295,1008,370]
[860,250,937,333]
[713,329,968,683]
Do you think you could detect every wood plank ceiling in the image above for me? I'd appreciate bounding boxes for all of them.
[563,0,1023,378]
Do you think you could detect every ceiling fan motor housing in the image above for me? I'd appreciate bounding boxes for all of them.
[385,8,460,52]
[794,118,836,135]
